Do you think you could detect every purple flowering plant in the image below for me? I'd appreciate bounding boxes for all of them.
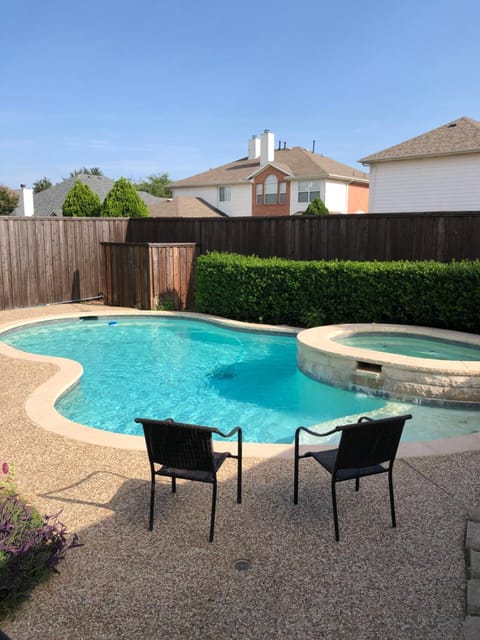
[0,461,81,619]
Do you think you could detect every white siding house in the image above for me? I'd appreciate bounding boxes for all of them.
[360,117,480,213]
[170,130,369,217]
[171,184,252,217]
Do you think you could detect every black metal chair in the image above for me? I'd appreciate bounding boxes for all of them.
[135,417,242,542]
[294,414,412,541]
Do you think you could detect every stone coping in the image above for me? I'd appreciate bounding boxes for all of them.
[1,309,480,458]
[298,323,480,375]
[297,322,480,405]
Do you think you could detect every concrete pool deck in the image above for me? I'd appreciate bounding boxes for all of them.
[0,303,479,639]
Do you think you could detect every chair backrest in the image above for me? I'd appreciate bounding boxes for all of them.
[335,414,412,471]
[137,418,216,473]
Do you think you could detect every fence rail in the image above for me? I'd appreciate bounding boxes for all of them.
[1,212,480,311]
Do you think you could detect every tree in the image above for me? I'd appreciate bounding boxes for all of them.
[33,177,52,194]
[102,177,149,218]
[134,172,172,198]
[303,197,329,216]
[68,167,103,178]
[0,185,19,216]
[62,180,102,217]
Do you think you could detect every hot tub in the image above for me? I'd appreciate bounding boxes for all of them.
[297,323,480,405]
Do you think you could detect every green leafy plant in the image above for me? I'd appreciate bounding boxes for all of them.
[0,186,19,216]
[102,177,149,218]
[194,252,480,331]
[62,180,102,217]
[33,177,52,194]
[303,197,329,216]
[0,462,81,620]
[156,292,176,311]
[134,173,172,198]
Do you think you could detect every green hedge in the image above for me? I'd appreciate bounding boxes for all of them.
[194,252,480,332]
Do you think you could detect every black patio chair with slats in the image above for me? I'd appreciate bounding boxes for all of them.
[294,414,412,541]
[135,417,242,542]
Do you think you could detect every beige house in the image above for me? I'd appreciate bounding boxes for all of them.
[360,116,480,213]
[170,130,369,216]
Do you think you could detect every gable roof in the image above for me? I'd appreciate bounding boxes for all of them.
[13,174,165,216]
[359,116,480,164]
[149,197,226,218]
[170,146,368,189]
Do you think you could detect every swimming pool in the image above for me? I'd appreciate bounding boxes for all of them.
[2,315,480,444]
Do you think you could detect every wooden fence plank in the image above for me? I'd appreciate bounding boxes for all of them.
[1,213,480,310]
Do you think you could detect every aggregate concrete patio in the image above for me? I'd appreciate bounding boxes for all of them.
[0,304,479,640]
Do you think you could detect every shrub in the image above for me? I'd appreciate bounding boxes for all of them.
[194,252,480,332]
[0,186,19,216]
[303,197,329,216]
[0,462,80,620]
[62,180,102,217]
[102,177,149,218]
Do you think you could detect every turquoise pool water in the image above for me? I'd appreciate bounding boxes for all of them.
[2,316,480,444]
[336,332,480,361]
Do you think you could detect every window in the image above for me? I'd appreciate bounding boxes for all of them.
[256,175,288,206]
[298,180,321,203]
[218,186,231,202]
[264,175,278,204]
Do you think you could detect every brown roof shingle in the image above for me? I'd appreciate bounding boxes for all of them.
[148,197,225,218]
[359,116,480,164]
[170,147,368,188]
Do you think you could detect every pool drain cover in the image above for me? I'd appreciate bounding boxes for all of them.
[233,559,251,571]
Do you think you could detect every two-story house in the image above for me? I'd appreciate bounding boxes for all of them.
[169,130,369,216]
[360,116,480,213]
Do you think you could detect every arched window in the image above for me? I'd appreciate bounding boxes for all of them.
[264,175,278,204]
[256,174,287,205]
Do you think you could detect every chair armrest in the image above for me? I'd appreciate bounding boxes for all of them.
[212,426,242,440]
[358,416,374,422]
[295,425,339,441]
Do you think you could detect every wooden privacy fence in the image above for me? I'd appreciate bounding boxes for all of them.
[1,212,480,311]
[0,217,128,311]
[125,211,480,262]
[102,242,198,310]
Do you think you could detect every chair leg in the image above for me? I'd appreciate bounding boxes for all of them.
[355,476,360,491]
[293,452,299,504]
[237,456,242,504]
[209,480,217,543]
[171,476,176,493]
[331,481,340,542]
[388,467,396,528]
[237,433,242,504]
[149,475,155,531]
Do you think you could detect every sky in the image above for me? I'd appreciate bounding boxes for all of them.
[2,0,480,189]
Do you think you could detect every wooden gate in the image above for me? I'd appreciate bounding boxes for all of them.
[102,242,198,310]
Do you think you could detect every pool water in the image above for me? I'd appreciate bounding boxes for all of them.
[336,332,480,361]
[2,316,480,444]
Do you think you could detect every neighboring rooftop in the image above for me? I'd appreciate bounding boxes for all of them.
[149,197,225,218]
[12,174,165,217]
[360,116,480,164]
[170,146,369,189]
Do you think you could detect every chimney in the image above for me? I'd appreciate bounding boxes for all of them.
[20,184,34,217]
[260,129,275,165]
[248,135,261,160]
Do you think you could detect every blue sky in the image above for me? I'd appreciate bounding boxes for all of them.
[2,0,480,188]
